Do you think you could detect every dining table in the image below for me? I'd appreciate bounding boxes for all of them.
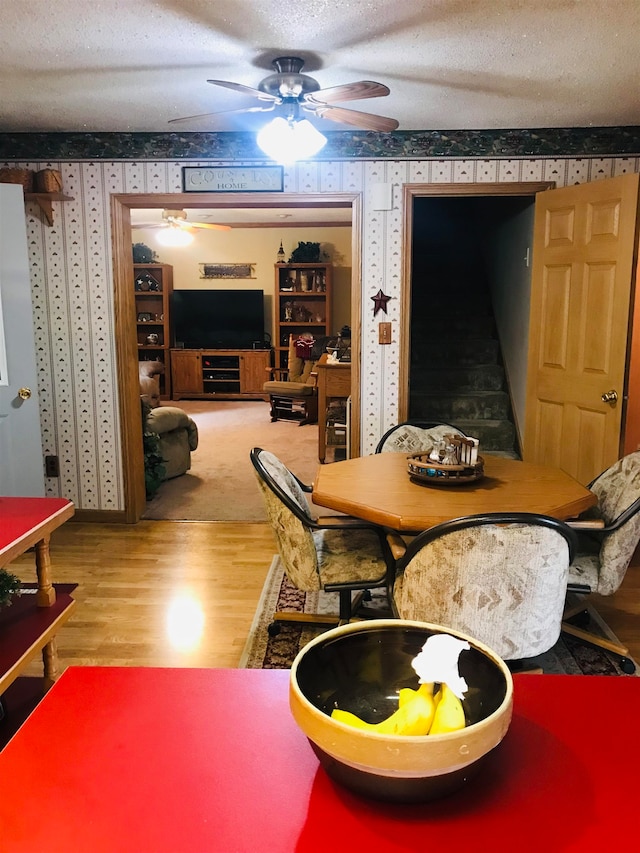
[312,452,597,533]
[0,666,635,852]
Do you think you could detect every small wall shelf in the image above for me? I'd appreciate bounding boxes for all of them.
[25,192,74,226]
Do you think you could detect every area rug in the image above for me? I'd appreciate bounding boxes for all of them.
[239,557,638,675]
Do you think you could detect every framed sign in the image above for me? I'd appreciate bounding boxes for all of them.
[199,263,256,279]
[183,166,284,193]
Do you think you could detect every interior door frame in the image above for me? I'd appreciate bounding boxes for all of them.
[399,182,554,420]
[111,191,362,523]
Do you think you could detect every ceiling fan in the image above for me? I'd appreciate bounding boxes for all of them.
[169,56,399,132]
[135,209,231,233]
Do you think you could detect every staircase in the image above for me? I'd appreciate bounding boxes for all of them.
[409,286,520,457]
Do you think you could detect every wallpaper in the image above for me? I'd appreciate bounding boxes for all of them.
[5,152,640,512]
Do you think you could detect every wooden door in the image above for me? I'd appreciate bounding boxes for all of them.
[171,350,202,398]
[239,351,270,394]
[524,173,640,484]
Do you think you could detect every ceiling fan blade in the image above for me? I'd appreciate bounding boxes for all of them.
[308,103,399,132]
[187,222,232,232]
[168,104,275,125]
[207,79,279,103]
[305,81,390,105]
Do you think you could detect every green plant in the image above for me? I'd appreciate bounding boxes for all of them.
[141,398,166,498]
[0,568,21,609]
[132,242,159,264]
[289,241,320,263]
[143,429,166,499]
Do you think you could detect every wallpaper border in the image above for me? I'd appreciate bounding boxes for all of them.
[1,127,640,161]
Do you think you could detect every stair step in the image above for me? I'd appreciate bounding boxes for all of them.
[410,365,505,393]
[414,314,496,337]
[454,419,517,451]
[410,391,512,421]
[412,338,500,365]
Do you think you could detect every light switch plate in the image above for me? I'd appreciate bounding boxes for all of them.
[379,322,392,344]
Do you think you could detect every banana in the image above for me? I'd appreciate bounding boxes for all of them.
[398,681,434,707]
[331,686,435,736]
[428,682,466,734]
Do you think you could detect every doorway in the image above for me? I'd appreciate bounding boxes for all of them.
[399,182,553,448]
[111,191,362,523]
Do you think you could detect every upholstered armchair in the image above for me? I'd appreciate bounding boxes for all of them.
[562,450,640,672]
[263,335,320,425]
[139,360,165,408]
[146,405,198,479]
[375,421,468,454]
[139,361,198,481]
[250,447,396,634]
[392,512,577,663]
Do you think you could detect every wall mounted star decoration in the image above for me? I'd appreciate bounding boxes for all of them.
[371,288,391,316]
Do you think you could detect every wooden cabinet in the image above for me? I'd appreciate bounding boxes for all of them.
[170,349,271,400]
[135,263,173,399]
[315,360,351,463]
[274,263,332,370]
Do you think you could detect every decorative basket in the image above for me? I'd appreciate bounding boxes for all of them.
[0,167,34,192]
[34,168,63,193]
[407,452,485,486]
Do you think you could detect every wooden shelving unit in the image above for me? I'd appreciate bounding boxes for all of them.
[134,263,173,399]
[274,263,332,370]
[171,349,271,400]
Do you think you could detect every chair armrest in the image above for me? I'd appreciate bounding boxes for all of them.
[265,367,290,381]
[386,531,408,561]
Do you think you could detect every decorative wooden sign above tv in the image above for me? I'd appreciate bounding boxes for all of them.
[199,263,256,279]
[183,166,284,193]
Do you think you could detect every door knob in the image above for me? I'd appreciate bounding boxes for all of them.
[601,389,618,404]
[17,387,32,400]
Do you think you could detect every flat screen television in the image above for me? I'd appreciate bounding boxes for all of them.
[171,289,266,349]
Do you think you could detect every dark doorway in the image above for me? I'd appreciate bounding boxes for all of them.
[408,194,537,456]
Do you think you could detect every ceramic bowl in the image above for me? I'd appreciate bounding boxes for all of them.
[289,619,513,803]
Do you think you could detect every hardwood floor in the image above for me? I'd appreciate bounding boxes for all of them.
[10,520,277,673]
[9,520,640,677]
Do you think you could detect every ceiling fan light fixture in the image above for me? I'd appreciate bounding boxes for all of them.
[156,225,194,247]
[256,116,327,164]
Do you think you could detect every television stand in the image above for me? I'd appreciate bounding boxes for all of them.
[170,348,271,401]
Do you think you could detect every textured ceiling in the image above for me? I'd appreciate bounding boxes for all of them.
[1,0,639,134]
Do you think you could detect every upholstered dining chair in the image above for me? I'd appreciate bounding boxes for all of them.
[375,420,468,454]
[562,451,640,673]
[250,447,396,634]
[391,512,577,664]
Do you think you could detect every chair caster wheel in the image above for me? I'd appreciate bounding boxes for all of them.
[267,622,281,637]
[620,657,636,674]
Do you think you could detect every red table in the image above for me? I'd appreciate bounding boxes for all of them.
[0,497,75,694]
[0,667,635,852]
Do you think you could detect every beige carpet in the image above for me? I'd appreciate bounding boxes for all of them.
[143,399,323,521]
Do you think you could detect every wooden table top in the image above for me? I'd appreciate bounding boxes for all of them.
[312,453,597,532]
[0,667,637,852]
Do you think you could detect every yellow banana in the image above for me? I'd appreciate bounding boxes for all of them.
[428,683,466,734]
[330,708,378,730]
[331,688,435,736]
[398,682,434,707]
